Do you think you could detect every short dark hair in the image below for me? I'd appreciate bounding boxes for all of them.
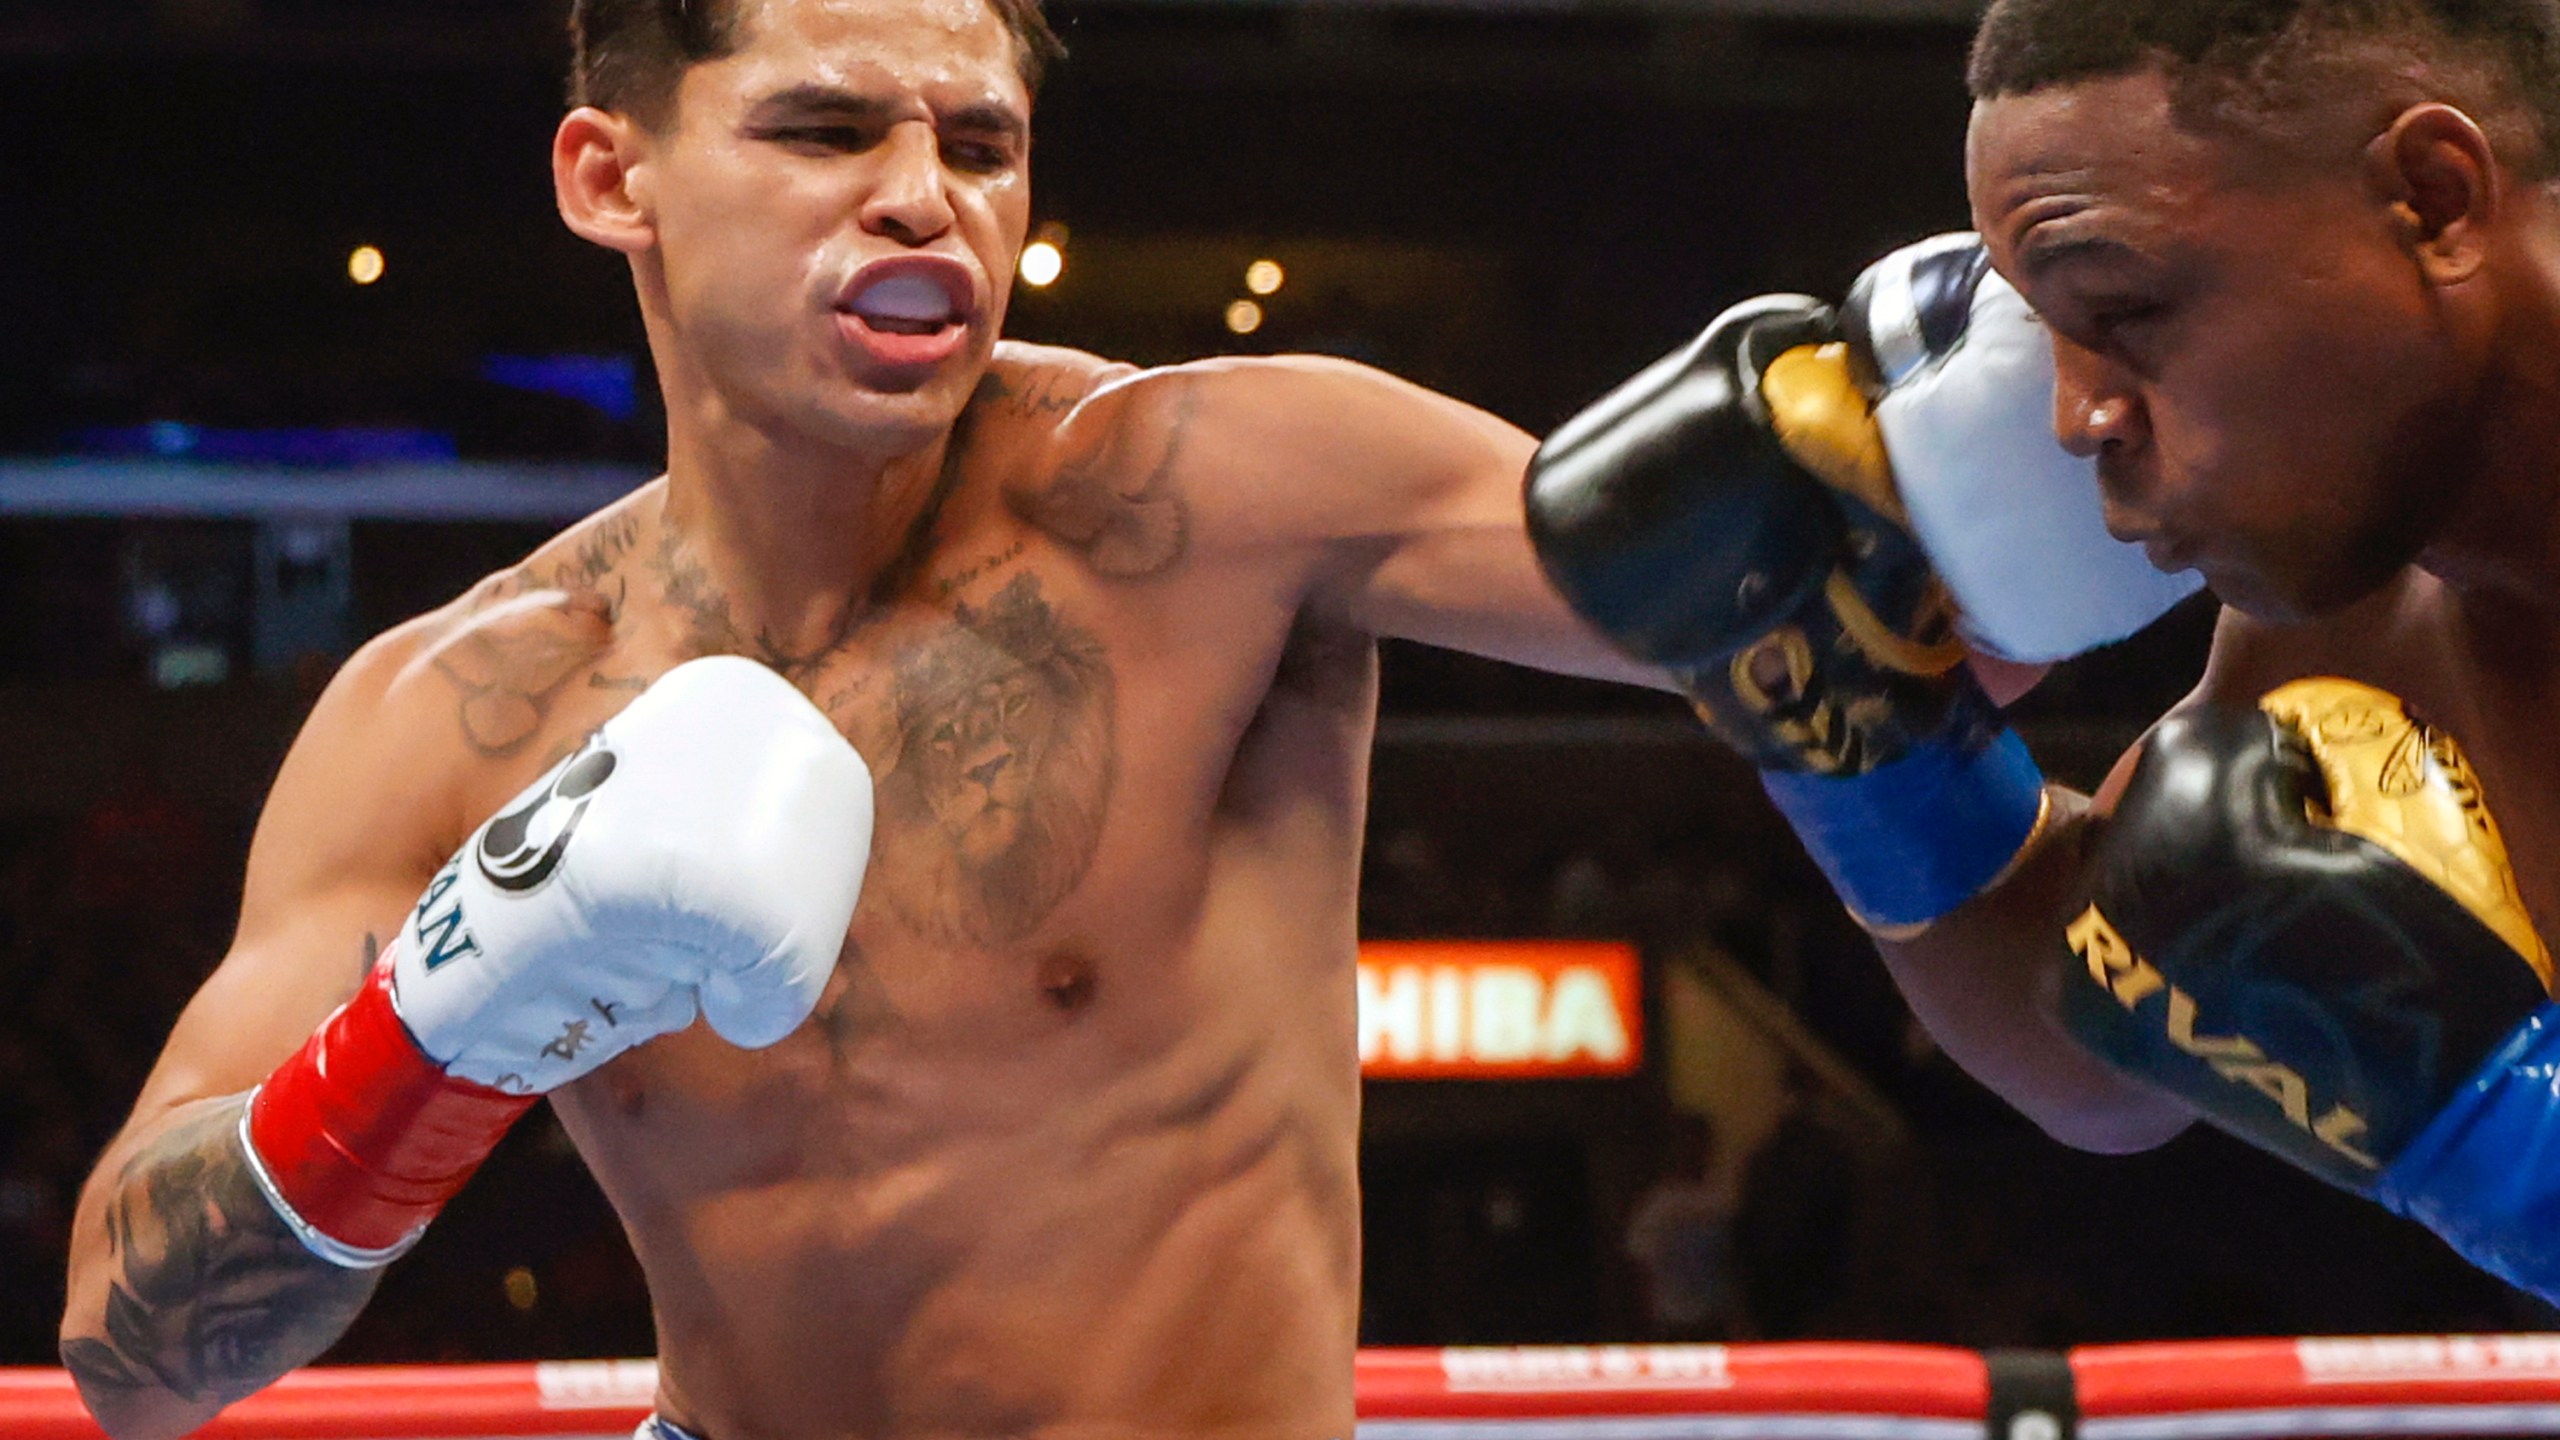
[570,0,1067,130]
[1968,0,2560,175]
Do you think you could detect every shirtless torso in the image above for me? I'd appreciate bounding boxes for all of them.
[59,0,1671,1429]
[62,339,1657,1440]
[454,352,1373,1436]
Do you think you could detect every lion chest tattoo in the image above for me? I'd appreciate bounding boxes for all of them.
[869,573,1116,949]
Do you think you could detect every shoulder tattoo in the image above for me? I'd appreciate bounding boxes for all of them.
[1011,377,1197,581]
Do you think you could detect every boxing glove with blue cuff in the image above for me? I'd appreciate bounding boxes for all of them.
[2063,679,2560,1301]
[1523,289,2026,931]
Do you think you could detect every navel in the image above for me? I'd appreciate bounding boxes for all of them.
[1037,952,1098,1013]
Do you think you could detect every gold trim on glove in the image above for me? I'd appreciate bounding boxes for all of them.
[1824,570,1968,680]
[2259,677,2556,996]
[1760,342,1908,526]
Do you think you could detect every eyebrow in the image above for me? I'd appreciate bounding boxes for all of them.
[746,83,1028,145]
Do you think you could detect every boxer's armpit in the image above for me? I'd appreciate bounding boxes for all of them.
[62,1098,376,1427]
[339,930,381,1005]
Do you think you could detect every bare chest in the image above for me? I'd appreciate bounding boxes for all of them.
[442,532,1360,1037]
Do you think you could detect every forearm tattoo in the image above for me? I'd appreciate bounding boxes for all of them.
[61,1098,377,1422]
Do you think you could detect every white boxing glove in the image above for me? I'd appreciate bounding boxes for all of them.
[394,654,874,1092]
[1842,232,2203,663]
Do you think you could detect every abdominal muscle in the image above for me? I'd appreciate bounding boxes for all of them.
[547,842,1366,1440]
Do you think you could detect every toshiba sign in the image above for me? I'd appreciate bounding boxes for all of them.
[1358,941,1643,1080]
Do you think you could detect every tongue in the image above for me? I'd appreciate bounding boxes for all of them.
[851,274,956,330]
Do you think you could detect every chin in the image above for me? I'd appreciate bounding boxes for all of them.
[2200,571,2299,624]
[2207,557,2400,627]
[808,383,972,452]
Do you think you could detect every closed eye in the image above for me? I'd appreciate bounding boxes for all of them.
[761,124,878,153]
[2093,301,2167,334]
[2063,297,2174,367]
[942,139,1014,174]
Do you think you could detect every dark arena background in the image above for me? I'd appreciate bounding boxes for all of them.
[0,0,2548,1417]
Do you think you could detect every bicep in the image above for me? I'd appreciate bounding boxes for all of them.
[1878,790,2196,1152]
[1335,423,1667,687]
[127,891,418,1126]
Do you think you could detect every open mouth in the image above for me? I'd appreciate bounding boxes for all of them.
[846,273,961,335]
[834,256,977,372]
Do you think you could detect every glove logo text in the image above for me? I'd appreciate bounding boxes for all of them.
[478,739,618,896]
[2069,904,2381,1170]
[413,861,483,973]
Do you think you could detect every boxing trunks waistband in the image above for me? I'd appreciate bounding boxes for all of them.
[637,1418,707,1440]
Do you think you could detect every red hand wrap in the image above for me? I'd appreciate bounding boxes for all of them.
[246,965,537,1256]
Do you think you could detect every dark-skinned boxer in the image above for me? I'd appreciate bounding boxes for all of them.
[1530,110,2560,1308]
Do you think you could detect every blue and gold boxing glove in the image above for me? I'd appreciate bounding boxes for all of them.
[2063,678,2560,1298]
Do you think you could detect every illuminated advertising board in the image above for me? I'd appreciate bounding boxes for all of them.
[1358,940,1643,1080]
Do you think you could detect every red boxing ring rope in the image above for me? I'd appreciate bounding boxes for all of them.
[8,1336,2560,1439]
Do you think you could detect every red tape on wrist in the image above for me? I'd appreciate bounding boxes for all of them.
[247,965,537,1256]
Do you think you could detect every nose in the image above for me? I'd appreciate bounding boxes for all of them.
[861,120,957,247]
[2050,335,2145,461]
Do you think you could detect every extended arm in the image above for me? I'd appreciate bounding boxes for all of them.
[1109,353,1677,685]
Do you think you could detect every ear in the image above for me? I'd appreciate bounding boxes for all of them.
[2366,102,2500,286]
[554,106,657,256]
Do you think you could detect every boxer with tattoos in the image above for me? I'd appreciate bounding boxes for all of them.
[57,0,2194,1429]
[55,1,1674,1437]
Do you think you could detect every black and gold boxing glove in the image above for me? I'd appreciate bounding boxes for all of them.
[1527,294,1986,776]
[1526,295,2046,931]
[2062,678,2560,1299]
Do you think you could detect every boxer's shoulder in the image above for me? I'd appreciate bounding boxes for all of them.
[252,610,536,890]
[291,497,657,850]
[974,342,1139,440]
[1003,347,1520,576]
[985,348,1223,586]
[996,347,1419,480]
[413,516,645,756]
